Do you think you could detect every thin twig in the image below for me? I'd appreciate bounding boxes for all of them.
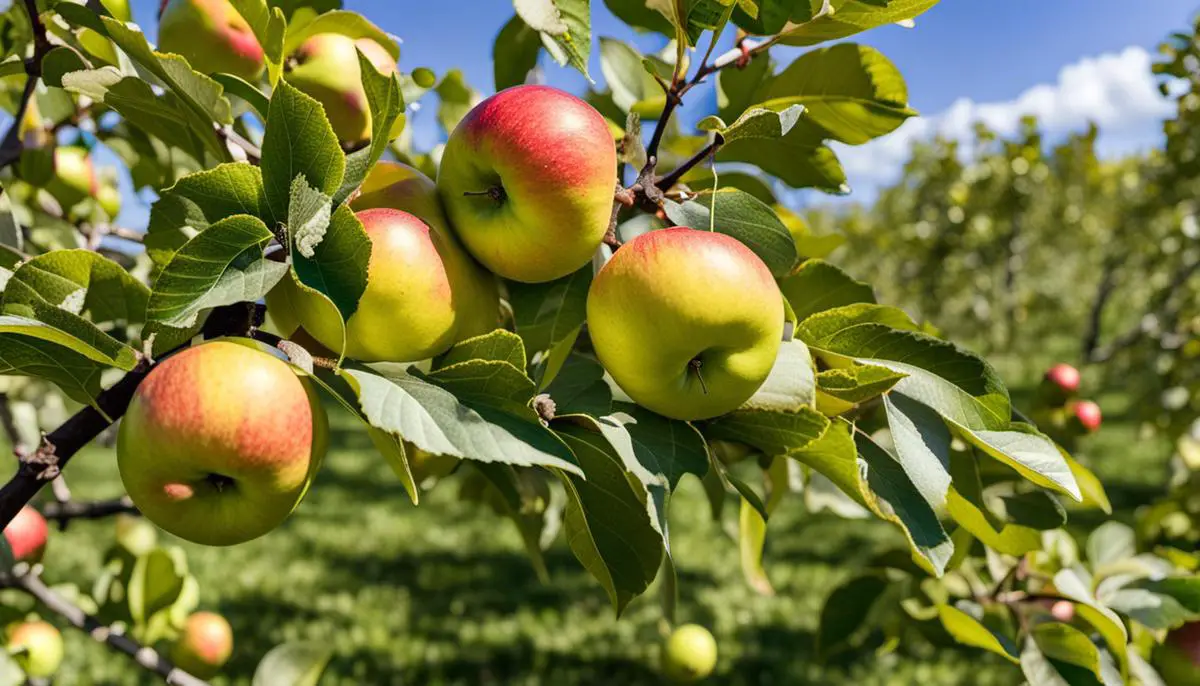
[8,566,210,686]
[1088,256,1200,363]
[39,496,137,525]
[0,0,53,174]
[216,126,261,164]
[655,139,719,192]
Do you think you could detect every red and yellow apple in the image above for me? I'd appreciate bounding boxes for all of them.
[436,85,618,283]
[2,505,48,563]
[170,611,233,678]
[45,147,97,212]
[158,0,264,80]
[117,340,327,546]
[1069,399,1102,433]
[662,623,718,682]
[268,180,500,362]
[286,34,398,145]
[587,228,784,421]
[5,620,64,678]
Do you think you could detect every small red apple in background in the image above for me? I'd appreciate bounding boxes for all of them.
[5,620,64,678]
[1156,621,1200,685]
[1069,400,1102,433]
[3,505,48,563]
[1050,600,1075,622]
[170,611,233,678]
[436,84,618,284]
[1044,364,1081,394]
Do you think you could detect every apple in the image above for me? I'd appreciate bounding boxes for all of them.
[436,84,618,283]
[1156,621,1200,686]
[158,0,264,80]
[1044,363,1081,394]
[586,227,784,421]
[97,182,122,220]
[169,611,232,679]
[78,0,132,65]
[114,513,158,557]
[117,340,328,546]
[45,147,97,211]
[286,34,398,145]
[1050,600,1075,622]
[267,203,499,363]
[405,442,460,484]
[5,620,64,678]
[2,505,47,563]
[1069,400,1102,433]
[662,624,718,682]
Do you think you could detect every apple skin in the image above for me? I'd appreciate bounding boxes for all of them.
[587,227,784,421]
[1156,621,1200,686]
[114,513,158,556]
[78,0,133,65]
[268,204,498,363]
[6,620,64,678]
[662,624,718,682]
[2,505,48,563]
[436,85,618,283]
[158,0,264,80]
[286,34,397,145]
[117,340,328,546]
[1044,364,1081,394]
[169,612,233,679]
[46,147,97,211]
[405,442,460,484]
[1069,400,1102,433]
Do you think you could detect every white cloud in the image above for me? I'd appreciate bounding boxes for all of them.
[831,46,1175,197]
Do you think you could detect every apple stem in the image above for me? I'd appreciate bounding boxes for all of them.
[689,358,709,395]
[463,186,507,204]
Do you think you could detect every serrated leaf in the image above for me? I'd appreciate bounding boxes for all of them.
[739,338,816,412]
[698,105,805,143]
[336,50,406,205]
[146,215,286,328]
[777,0,940,47]
[543,353,613,417]
[252,642,332,686]
[281,10,399,62]
[938,604,1020,663]
[435,330,527,371]
[291,203,370,336]
[288,175,332,259]
[817,573,890,658]
[958,424,1080,502]
[883,391,952,511]
[816,364,905,404]
[704,405,829,457]
[521,0,592,79]
[717,117,846,191]
[0,316,136,404]
[781,259,876,321]
[145,163,268,265]
[211,73,270,118]
[261,79,346,226]
[229,0,287,84]
[4,249,148,327]
[555,420,664,616]
[494,14,542,90]
[426,358,537,407]
[662,189,799,276]
[507,265,591,376]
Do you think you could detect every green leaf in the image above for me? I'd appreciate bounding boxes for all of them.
[435,330,527,371]
[958,424,1081,502]
[542,353,613,417]
[229,0,287,84]
[0,315,138,403]
[1106,588,1192,631]
[145,163,268,265]
[777,0,941,47]
[281,9,400,62]
[1087,521,1137,569]
[1065,454,1111,514]
[472,463,553,582]
[1031,622,1116,684]
[252,642,333,686]
[4,249,148,327]
[738,455,788,595]
[602,0,676,36]
[758,44,915,145]
[555,421,665,615]
[435,69,479,135]
[261,79,346,226]
[1052,568,1129,677]
[697,105,805,143]
[739,338,816,412]
[883,391,952,511]
[506,265,591,376]
[817,573,890,658]
[292,203,371,334]
[517,0,592,80]
[780,259,876,321]
[337,364,582,475]
[681,169,776,204]
[211,73,271,118]
[336,50,406,205]
[128,548,187,626]
[41,46,89,88]
[426,358,537,407]
[494,14,542,90]
[1127,577,1200,615]
[937,604,1020,663]
[598,37,665,114]
[662,188,799,277]
[717,117,846,191]
[146,215,285,329]
[816,364,905,404]
[704,406,829,457]
[717,51,774,122]
[1020,635,1105,686]
[946,450,1041,556]
[1001,491,1066,531]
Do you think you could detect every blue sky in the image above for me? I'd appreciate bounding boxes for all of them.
[108,0,1200,221]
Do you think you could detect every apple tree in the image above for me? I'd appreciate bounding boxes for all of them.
[0,0,1190,684]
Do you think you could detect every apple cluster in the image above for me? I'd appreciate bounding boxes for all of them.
[1032,363,1103,442]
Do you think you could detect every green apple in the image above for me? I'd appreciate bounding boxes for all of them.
[405,442,460,484]
[662,624,717,682]
[45,147,96,211]
[158,0,264,80]
[97,182,121,220]
[169,611,232,679]
[78,0,132,65]
[2,505,47,562]
[267,197,499,362]
[117,340,328,546]
[1157,621,1200,685]
[114,514,158,557]
[286,33,398,145]
[5,620,63,678]
[436,84,618,283]
[587,227,784,420]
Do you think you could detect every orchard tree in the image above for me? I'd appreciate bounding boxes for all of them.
[0,0,1191,684]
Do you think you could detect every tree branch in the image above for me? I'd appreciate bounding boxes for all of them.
[5,566,210,686]
[0,0,54,174]
[216,126,261,164]
[1081,253,1120,361]
[655,139,718,192]
[1087,255,1200,364]
[39,495,138,526]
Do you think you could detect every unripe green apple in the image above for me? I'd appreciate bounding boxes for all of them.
[97,182,121,220]
[1156,621,1200,685]
[662,624,717,682]
[169,611,232,679]
[114,513,158,557]
[587,228,784,421]
[158,0,264,80]
[436,85,618,283]
[2,505,47,563]
[286,33,398,145]
[405,442,460,483]
[5,620,64,678]
[45,147,97,211]
[267,202,499,363]
[117,340,328,546]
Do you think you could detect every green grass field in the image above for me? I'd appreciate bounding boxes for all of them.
[16,370,1174,685]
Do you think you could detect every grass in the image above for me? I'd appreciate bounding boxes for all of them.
[16,371,1176,686]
